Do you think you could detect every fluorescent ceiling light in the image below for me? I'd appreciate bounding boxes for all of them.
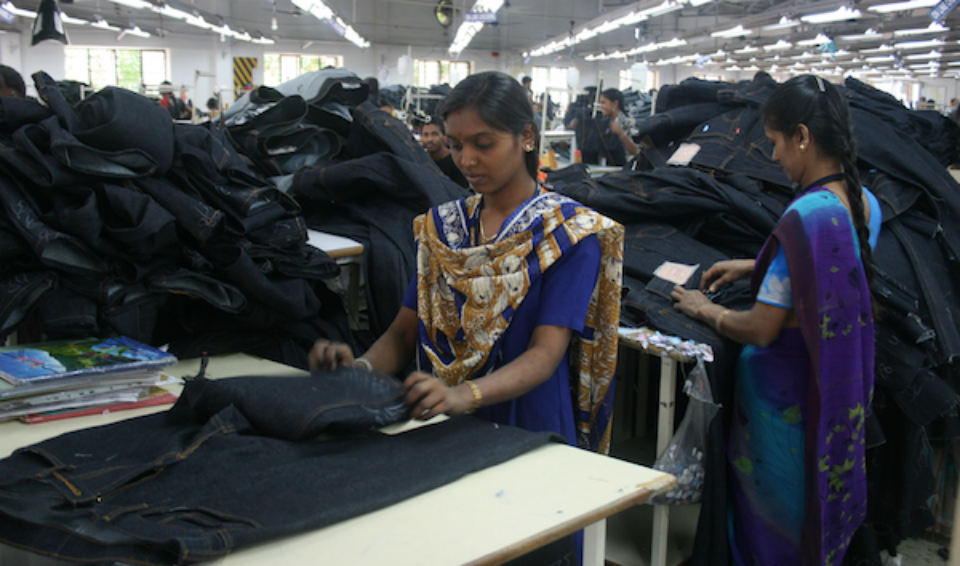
[61,14,87,25]
[865,54,895,62]
[762,16,800,30]
[868,0,938,12]
[252,36,275,45]
[801,7,861,23]
[91,18,120,31]
[293,0,371,48]
[3,2,35,18]
[859,43,893,53]
[689,0,713,6]
[639,1,684,17]
[122,25,150,38]
[797,33,832,46]
[108,0,151,8]
[905,49,942,59]
[712,24,751,38]
[734,44,758,53]
[893,22,947,35]
[727,65,742,70]
[791,51,818,60]
[839,28,880,41]
[895,37,945,49]
[449,0,504,53]
[152,5,192,20]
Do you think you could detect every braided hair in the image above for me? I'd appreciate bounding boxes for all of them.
[761,74,874,284]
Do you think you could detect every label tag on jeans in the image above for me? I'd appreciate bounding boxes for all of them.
[667,142,701,166]
[654,261,700,286]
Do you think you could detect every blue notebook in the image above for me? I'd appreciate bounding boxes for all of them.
[0,336,177,388]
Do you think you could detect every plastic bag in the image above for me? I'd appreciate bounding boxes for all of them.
[647,356,720,505]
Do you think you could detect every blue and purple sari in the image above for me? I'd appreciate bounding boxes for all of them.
[729,188,875,566]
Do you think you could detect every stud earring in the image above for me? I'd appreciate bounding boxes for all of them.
[524,144,534,152]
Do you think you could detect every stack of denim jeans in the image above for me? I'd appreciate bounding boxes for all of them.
[547,73,960,566]
[0,71,355,368]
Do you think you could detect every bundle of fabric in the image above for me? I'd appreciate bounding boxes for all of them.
[0,72,352,368]
[547,74,960,565]
[0,367,558,565]
[216,69,470,345]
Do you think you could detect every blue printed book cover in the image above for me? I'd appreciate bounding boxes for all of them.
[0,337,177,387]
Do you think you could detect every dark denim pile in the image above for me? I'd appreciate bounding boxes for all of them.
[220,70,469,344]
[0,366,559,565]
[547,74,960,566]
[0,71,359,367]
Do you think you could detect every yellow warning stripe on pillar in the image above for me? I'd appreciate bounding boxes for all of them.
[233,57,258,97]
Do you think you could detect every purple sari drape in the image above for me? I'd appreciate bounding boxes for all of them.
[730,188,874,566]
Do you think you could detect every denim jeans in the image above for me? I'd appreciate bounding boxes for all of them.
[0,372,557,565]
[293,151,469,336]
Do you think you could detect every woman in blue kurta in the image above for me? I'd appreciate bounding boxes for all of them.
[309,71,623,454]
[672,75,876,566]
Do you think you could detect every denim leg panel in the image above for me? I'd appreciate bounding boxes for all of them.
[181,367,409,439]
[0,271,56,336]
[0,175,110,275]
[0,96,53,134]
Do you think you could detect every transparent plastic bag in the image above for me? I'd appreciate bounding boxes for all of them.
[647,356,720,505]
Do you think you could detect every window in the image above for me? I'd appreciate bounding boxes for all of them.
[620,64,658,93]
[413,60,471,88]
[263,54,344,86]
[65,48,167,91]
[531,66,573,115]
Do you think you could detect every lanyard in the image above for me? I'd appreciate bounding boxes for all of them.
[801,172,845,194]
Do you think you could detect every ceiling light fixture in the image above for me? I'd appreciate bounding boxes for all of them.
[838,28,880,41]
[292,0,370,48]
[2,2,35,18]
[797,33,832,46]
[868,0,938,12]
[859,43,893,53]
[449,0,503,54]
[763,39,793,51]
[91,18,120,31]
[121,25,150,38]
[894,37,945,49]
[108,0,151,9]
[905,49,942,59]
[762,16,800,30]
[711,24,752,38]
[801,6,861,24]
[893,21,947,35]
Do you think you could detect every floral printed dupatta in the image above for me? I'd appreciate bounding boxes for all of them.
[412,192,624,453]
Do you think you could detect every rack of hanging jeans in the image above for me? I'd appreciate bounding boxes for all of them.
[546,73,960,566]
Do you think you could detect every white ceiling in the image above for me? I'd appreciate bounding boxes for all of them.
[6,0,960,78]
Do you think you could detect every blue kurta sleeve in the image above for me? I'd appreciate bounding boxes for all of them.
[535,235,601,332]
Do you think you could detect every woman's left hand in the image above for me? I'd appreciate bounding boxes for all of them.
[671,285,712,320]
[403,372,473,420]
[609,118,624,137]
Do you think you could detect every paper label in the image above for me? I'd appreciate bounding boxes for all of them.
[653,261,700,286]
[667,142,701,166]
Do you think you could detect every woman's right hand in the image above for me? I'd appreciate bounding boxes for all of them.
[308,339,355,371]
[700,259,755,294]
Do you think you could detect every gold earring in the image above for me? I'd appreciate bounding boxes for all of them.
[524,144,533,152]
[799,144,806,152]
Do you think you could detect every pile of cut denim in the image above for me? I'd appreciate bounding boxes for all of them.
[547,74,960,566]
[0,71,353,367]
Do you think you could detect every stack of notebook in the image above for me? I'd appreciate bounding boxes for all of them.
[0,336,179,423]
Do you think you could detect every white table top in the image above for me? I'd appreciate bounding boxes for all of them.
[0,354,675,566]
[306,229,364,259]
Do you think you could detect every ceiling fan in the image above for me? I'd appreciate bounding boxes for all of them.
[435,0,453,28]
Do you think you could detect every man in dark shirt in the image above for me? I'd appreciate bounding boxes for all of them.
[420,118,469,188]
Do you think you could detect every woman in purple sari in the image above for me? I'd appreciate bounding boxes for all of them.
[672,74,876,566]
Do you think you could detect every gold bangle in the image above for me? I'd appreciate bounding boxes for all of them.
[716,309,731,333]
[464,380,482,414]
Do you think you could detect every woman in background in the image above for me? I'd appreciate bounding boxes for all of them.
[671,74,877,566]
[598,87,638,163]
